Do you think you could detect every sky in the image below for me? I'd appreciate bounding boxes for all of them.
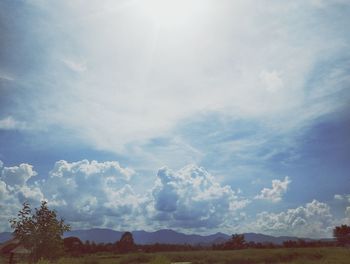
[0,0,350,238]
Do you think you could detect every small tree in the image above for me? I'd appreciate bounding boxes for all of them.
[9,201,70,262]
[333,224,350,246]
[225,234,246,250]
[116,231,135,253]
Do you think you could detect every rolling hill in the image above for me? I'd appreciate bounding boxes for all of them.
[0,228,314,245]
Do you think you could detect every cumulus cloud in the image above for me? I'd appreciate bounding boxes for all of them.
[0,161,43,230]
[336,194,350,224]
[150,165,249,229]
[0,159,345,238]
[1,163,37,186]
[42,160,140,228]
[254,200,334,238]
[0,180,8,200]
[346,207,350,216]
[0,160,252,232]
[0,162,41,205]
[40,162,249,231]
[255,176,291,202]
[0,160,140,230]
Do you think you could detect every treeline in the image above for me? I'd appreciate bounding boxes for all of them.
[64,233,337,256]
[64,232,137,256]
[213,239,335,250]
[65,224,349,255]
[212,234,337,250]
[282,239,335,248]
[212,234,335,250]
[64,236,203,256]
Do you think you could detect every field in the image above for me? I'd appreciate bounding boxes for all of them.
[2,248,350,264]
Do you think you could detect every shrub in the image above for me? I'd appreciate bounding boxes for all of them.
[36,258,52,264]
[149,255,171,264]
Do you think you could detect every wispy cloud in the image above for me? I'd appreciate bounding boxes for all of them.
[61,58,87,73]
[0,72,14,81]
[0,116,27,130]
[4,0,348,156]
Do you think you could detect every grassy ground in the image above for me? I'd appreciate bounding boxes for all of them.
[1,247,350,264]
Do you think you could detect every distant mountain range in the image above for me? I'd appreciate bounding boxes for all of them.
[63,229,232,245]
[0,232,12,244]
[0,228,317,245]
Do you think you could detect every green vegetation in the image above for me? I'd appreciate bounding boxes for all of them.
[9,201,70,262]
[3,203,350,264]
[1,247,350,264]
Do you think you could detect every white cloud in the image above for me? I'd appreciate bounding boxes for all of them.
[0,162,41,205]
[1,163,37,186]
[0,116,27,130]
[0,180,8,200]
[0,162,43,230]
[0,159,345,238]
[0,72,14,81]
[14,0,347,157]
[346,207,350,216]
[259,70,284,93]
[150,165,249,229]
[254,200,334,238]
[61,58,87,73]
[43,162,250,231]
[0,160,251,232]
[345,207,350,225]
[334,194,344,200]
[333,194,350,225]
[16,185,44,204]
[255,176,291,202]
[340,195,350,224]
[334,194,350,203]
[42,160,141,229]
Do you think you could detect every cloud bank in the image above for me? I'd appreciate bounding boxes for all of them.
[0,160,247,233]
[254,200,334,238]
[0,159,345,238]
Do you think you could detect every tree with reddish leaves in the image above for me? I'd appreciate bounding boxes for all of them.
[116,231,135,253]
[333,224,350,246]
[224,234,246,250]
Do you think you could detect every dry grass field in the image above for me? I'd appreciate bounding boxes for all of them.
[2,247,350,264]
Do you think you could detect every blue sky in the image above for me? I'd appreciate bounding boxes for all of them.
[0,0,350,238]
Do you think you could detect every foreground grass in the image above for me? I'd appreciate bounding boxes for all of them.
[2,247,350,264]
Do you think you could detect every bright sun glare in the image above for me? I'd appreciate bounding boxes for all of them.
[138,0,209,28]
